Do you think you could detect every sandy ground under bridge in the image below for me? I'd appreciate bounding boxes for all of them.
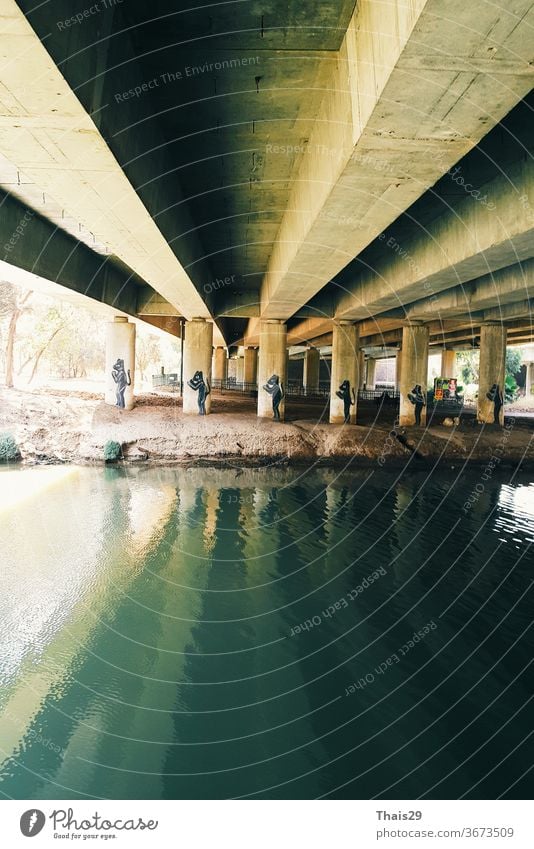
[0,386,532,470]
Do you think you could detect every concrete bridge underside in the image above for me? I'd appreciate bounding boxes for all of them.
[0,0,532,423]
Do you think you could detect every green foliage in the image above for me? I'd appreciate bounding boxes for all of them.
[457,350,479,385]
[103,440,122,462]
[506,348,522,381]
[504,373,518,403]
[457,348,523,399]
[0,432,21,462]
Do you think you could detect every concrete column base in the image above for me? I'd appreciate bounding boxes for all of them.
[303,347,320,393]
[399,323,429,426]
[329,322,359,424]
[441,348,456,378]
[477,323,507,425]
[257,321,287,419]
[358,350,366,390]
[105,316,135,411]
[244,346,258,385]
[366,358,376,390]
[395,348,402,392]
[212,346,227,382]
[183,318,214,415]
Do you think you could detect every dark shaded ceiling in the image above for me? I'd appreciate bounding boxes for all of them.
[119,0,354,288]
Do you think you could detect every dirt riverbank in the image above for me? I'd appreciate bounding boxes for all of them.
[0,387,532,468]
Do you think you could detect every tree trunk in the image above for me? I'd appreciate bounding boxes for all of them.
[3,290,32,387]
[27,324,64,383]
[5,308,20,388]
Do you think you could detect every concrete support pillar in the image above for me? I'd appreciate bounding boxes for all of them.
[212,346,227,383]
[227,358,236,381]
[106,316,135,411]
[358,350,366,390]
[244,346,258,385]
[257,320,287,419]
[399,322,429,426]
[395,348,402,392]
[329,321,359,425]
[303,347,320,393]
[366,358,376,390]
[183,318,213,415]
[236,357,245,384]
[441,348,456,378]
[477,322,507,425]
[528,362,534,396]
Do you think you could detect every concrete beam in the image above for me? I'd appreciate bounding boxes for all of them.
[337,152,534,319]
[484,298,534,323]
[0,0,212,321]
[336,155,534,320]
[398,260,534,322]
[138,316,183,339]
[0,188,141,315]
[259,0,534,320]
[136,291,182,317]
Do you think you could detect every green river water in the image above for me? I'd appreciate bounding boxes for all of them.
[0,464,532,799]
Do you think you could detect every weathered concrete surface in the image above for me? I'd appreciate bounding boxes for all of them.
[330,322,359,424]
[257,321,287,419]
[401,260,534,322]
[183,318,214,415]
[477,322,507,425]
[336,156,534,320]
[0,0,212,321]
[259,0,534,320]
[1,388,532,468]
[105,317,136,411]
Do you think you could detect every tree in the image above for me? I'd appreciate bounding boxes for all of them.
[17,306,66,383]
[457,350,479,385]
[506,348,522,381]
[45,307,104,378]
[0,282,32,387]
[136,333,162,382]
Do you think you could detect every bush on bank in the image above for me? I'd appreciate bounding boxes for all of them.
[103,440,123,463]
[0,432,21,463]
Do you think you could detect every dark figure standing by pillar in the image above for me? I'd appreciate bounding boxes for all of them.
[263,374,284,421]
[336,380,355,424]
[187,370,210,415]
[408,384,426,426]
[486,383,504,425]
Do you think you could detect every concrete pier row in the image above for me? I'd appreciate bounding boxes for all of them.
[104,315,517,430]
[105,317,136,412]
[399,323,430,427]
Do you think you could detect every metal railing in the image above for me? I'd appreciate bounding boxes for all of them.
[152,373,181,391]
[358,389,399,402]
[149,378,465,415]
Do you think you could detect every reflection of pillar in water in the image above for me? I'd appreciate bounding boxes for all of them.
[91,474,211,797]
[0,468,183,796]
